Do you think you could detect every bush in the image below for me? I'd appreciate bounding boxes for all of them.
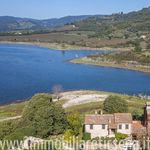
[64,129,74,141]
[115,132,128,141]
[82,132,91,141]
[103,95,128,113]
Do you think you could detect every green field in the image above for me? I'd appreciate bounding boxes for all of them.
[0,102,27,119]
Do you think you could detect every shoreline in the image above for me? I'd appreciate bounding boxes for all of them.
[0,99,28,107]
[71,58,150,74]
[0,41,130,51]
[0,89,148,121]
[0,89,132,107]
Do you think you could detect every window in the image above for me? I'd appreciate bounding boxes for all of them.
[125,124,129,129]
[102,124,106,129]
[90,124,93,130]
[119,124,122,129]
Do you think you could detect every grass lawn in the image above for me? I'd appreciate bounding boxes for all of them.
[0,102,27,119]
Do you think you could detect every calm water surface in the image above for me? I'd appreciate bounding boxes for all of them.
[0,44,150,104]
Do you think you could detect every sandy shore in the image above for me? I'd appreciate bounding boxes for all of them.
[0,41,130,51]
[57,90,109,108]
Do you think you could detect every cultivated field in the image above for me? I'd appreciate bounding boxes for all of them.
[0,32,129,49]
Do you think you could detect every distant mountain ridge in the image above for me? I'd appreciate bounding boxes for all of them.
[0,15,93,32]
[1,7,150,35]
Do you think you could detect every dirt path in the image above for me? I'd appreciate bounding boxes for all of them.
[0,116,22,122]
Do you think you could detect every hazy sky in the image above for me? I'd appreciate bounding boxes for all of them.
[1,0,150,19]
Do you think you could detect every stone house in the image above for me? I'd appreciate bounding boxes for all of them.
[84,113,132,138]
[85,102,150,139]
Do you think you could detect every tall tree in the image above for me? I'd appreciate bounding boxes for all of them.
[103,95,128,114]
[22,93,67,138]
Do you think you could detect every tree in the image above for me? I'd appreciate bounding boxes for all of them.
[132,109,143,121]
[103,95,128,114]
[67,113,82,136]
[52,84,63,100]
[21,93,67,138]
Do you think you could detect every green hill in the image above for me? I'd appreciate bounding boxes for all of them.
[75,7,150,39]
[0,15,91,32]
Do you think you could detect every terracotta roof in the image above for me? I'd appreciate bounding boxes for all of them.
[114,113,132,123]
[132,121,147,135]
[85,114,113,125]
[85,113,132,125]
[132,121,143,129]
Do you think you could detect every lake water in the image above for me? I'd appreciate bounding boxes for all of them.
[0,44,150,104]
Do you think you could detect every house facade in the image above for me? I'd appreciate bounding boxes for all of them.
[85,103,150,139]
[84,113,132,138]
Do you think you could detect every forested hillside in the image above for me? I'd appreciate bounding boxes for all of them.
[75,7,150,39]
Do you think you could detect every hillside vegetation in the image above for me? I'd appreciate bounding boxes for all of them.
[68,7,150,72]
[75,7,150,40]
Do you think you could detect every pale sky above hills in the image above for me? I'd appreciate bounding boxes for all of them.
[1,0,150,19]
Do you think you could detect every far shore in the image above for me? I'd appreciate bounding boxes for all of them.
[71,58,150,74]
[0,41,130,51]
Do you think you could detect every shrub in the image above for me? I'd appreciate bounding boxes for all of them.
[82,132,91,141]
[64,129,74,141]
[115,132,128,141]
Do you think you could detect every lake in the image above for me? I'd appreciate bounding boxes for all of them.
[0,44,150,104]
